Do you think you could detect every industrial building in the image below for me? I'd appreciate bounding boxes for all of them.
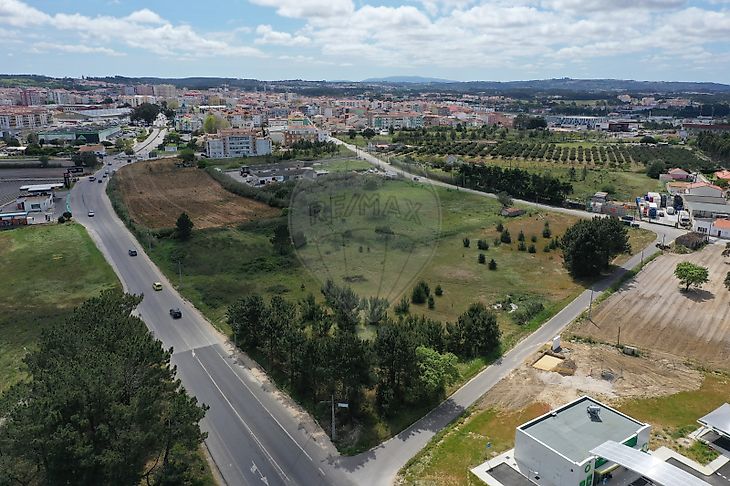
[38,125,121,144]
[471,396,715,486]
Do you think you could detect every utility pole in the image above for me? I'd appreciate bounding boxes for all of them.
[331,394,336,442]
[588,287,594,321]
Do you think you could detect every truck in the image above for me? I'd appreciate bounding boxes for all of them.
[648,202,658,219]
[679,210,691,226]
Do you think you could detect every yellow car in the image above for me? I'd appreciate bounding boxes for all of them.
[152,282,163,291]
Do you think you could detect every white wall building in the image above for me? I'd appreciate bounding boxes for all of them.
[205,129,272,158]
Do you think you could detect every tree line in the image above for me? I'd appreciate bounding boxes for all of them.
[458,164,574,205]
[227,281,501,419]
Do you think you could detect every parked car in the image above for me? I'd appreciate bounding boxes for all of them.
[87,211,95,217]
[128,248,137,256]
[169,308,182,319]
[152,282,163,291]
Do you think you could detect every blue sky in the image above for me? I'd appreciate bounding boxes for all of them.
[1,0,729,82]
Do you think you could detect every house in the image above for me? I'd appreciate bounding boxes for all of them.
[78,144,106,157]
[666,167,692,181]
[710,219,730,239]
[500,207,525,217]
[685,181,725,198]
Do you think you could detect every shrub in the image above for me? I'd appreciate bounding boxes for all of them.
[543,244,551,253]
[512,300,544,325]
[530,235,537,243]
[57,216,65,224]
[528,244,536,253]
[500,229,512,244]
[395,296,410,315]
[435,285,443,296]
[478,253,486,264]
[477,239,489,251]
[542,222,552,238]
[518,230,525,242]
[518,241,527,251]
[488,259,497,270]
[463,237,470,248]
[496,221,504,232]
[411,280,430,304]
[428,296,435,309]
[493,238,501,247]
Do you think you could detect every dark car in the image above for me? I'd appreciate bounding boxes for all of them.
[169,308,182,319]
[128,248,137,256]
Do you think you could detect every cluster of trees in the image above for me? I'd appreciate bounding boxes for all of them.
[0,291,208,485]
[513,115,547,130]
[278,140,339,160]
[131,102,162,125]
[458,164,573,205]
[227,281,502,419]
[561,217,630,277]
[696,132,730,164]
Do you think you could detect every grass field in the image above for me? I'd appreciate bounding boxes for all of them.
[0,223,119,394]
[400,403,550,485]
[115,159,280,230]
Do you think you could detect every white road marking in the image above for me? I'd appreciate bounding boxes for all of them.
[214,348,316,464]
[192,351,290,483]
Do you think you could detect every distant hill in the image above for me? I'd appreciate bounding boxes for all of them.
[362,76,458,84]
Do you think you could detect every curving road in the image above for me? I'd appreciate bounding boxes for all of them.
[69,130,686,486]
[71,132,350,486]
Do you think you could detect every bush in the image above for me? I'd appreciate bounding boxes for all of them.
[528,244,536,253]
[435,285,443,296]
[500,229,512,244]
[57,216,65,224]
[395,296,410,315]
[542,222,552,238]
[518,230,525,242]
[463,237,470,248]
[427,296,435,309]
[488,259,497,270]
[518,241,527,251]
[512,300,544,325]
[543,244,551,253]
[411,280,430,304]
[530,235,537,243]
[496,221,504,232]
[478,253,486,264]
[493,238,501,247]
[477,239,489,250]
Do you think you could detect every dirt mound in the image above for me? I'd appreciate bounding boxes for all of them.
[478,341,702,412]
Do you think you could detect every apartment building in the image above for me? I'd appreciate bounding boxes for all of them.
[205,129,272,158]
[369,112,424,130]
[0,107,53,130]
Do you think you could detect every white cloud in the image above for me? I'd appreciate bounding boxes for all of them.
[30,42,125,56]
[0,1,262,58]
[255,24,310,45]
[249,0,354,19]
[0,0,50,27]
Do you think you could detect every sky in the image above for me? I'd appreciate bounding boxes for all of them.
[1,0,729,82]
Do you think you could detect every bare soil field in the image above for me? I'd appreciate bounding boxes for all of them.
[116,159,279,229]
[571,243,730,370]
[478,341,702,412]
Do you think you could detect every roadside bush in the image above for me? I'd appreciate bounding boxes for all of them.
[512,300,544,325]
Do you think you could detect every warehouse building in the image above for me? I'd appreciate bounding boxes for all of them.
[38,125,121,144]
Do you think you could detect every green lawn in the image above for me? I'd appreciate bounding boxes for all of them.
[400,403,550,485]
[0,223,119,394]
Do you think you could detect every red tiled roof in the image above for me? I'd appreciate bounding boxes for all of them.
[714,219,730,230]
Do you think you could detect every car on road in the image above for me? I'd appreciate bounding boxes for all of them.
[88,175,96,181]
[97,179,103,183]
[102,173,108,178]
[169,308,182,319]
[87,211,95,217]
[413,176,419,181]
[152,282,163,291]
[107,162,112,166]
[128,248,137,256]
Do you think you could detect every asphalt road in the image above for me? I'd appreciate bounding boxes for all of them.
[71,135,350,486]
